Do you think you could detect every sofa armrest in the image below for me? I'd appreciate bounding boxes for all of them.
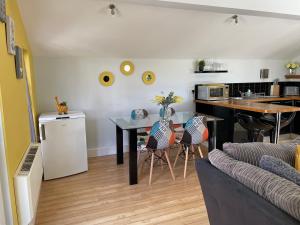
[195,159,300,225]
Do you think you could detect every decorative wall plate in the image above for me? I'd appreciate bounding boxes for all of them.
[120,61,134,76]
[99,71,115,87]
[142,71,156,85]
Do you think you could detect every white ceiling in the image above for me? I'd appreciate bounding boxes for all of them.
[18,0,300,59]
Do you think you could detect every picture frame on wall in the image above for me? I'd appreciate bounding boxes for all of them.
[0,0,6,23]
[6,16,16,55]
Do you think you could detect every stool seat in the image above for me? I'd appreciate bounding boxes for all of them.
[236,113,273,142]
[260,112,296,143]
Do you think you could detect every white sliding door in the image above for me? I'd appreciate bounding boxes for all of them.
[0,96,13,225]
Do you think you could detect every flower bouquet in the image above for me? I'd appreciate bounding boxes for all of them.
[153,92,183,121]
[286,63,299,75]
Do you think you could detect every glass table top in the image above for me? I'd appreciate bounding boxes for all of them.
[110,111,223,130]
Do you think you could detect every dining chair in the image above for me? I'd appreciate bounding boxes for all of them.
[142,120,176,185]
[131,109,150,160]
[173,115,209,178]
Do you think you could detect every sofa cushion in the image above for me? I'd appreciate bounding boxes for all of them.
[260,155,300,186]
[223,142,296,167]
[208,149,300,221]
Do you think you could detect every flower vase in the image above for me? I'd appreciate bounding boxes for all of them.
[159,105,171,121]
[289,68,296,75]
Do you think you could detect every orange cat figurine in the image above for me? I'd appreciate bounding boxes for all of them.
[55,96,68,115]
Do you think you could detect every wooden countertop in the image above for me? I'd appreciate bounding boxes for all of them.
[195,97,300,113]
[242,96,300,102]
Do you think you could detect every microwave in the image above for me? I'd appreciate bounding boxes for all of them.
[195,84,229,101]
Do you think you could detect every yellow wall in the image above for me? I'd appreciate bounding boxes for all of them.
[0,0,37,224]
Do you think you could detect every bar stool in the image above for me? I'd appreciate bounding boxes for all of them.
[173,116,209,178]
[236,113,273,142]
[260,112,296,143]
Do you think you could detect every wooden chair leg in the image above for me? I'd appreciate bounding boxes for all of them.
[159,150,163,169]
[173,144,182,168]
[191,144,195,160]
[137,150,140,162]
[165,151,175,181]
[149,152,155,185]
[198,145,204,158]
[184,146,189,179]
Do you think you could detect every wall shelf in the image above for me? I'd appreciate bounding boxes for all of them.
[285,75,300,79]
[194,70,228,73]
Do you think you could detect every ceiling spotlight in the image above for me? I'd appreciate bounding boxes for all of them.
[108,4,117,17]
[232,15,239,24]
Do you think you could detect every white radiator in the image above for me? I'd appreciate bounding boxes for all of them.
[14,144,43,225]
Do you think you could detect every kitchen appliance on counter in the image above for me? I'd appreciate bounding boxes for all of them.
[284,86,299,96]
[195,84,229,100]
[39,111,88,180]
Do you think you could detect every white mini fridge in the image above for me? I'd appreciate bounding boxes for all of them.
[39,111,88,180]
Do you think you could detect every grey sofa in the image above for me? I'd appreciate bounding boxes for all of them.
[196,159,300,225]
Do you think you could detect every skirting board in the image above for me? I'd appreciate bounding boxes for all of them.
[88,145,129,157]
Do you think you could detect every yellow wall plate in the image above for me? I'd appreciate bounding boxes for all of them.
[99,71,115,87]
[142,71,156,85]
[120,60,134,76]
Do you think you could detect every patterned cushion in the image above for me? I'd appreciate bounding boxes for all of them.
[181,116,209,145]
[146,120,175,150]
[131,109,148,120]
[223,142,296,167]
[260,155,300,186]
[209,149,300,221]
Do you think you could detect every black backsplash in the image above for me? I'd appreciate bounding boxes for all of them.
[225,81,300,97]
[226,82,272,97]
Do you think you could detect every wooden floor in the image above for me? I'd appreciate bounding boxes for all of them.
[36,148,210,225]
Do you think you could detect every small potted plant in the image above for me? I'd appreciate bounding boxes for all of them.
[286,63,299,75]
[198,60,205,72]
[153,92,183,121]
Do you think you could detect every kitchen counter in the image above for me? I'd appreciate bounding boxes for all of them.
[195,97,300,113]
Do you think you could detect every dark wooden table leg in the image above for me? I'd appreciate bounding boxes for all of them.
[208,120,217,152]
[116,125,123,165]
[128,129,138,185]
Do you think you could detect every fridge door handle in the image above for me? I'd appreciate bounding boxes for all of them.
[41,124,46,140]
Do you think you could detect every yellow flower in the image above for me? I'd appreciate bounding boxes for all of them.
[153,96,164,104]
[174,96,183,103]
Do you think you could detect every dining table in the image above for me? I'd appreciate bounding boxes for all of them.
[110,111,223,185]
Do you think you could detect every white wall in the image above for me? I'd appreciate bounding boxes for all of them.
[34,57,286,156]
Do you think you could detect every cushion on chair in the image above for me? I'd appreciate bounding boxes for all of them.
[259,155,300,186]
[131,109,148,120]
[146,120,175,150]
[181,116,208,145]
[223,142,296,167]
[208,149,300,222]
